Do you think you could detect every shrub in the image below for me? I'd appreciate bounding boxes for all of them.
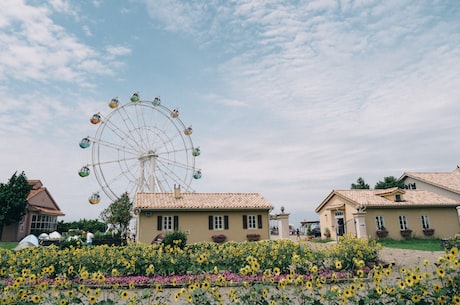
[162,231,187,249]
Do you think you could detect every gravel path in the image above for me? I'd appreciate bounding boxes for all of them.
[378,247,445,267]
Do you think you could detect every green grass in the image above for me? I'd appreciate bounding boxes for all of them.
[377,238,443,251]
[0,242,18,250]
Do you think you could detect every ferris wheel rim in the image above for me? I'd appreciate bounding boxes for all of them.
[85,99,198,202]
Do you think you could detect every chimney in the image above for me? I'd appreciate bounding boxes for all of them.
[174,184,182,199]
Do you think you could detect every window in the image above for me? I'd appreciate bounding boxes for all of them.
[248,215,257,229]
[30,214,58,233]
[375,216,385,230]
[399,215,408,230]
[242,215,263,229]
[214,216,223,230]
[208,215,229,230]
[163,216,173,230]
[421,215,430,229]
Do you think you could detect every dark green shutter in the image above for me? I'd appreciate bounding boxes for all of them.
[242,215,248,229]
[173,216,179,231]
[224,215,229,230]
[208,216,213,230]
[157,216,162,231]
[257,214,263,229]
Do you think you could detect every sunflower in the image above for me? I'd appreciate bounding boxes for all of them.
[436,267,446,278]
[411,295,421,303]
[120,290,129,300]
[453,295,460,305]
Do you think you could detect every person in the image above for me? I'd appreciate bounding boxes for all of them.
[86,231,94,246]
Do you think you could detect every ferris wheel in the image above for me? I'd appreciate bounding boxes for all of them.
[78,92,202,204]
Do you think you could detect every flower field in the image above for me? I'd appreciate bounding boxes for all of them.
[0,234,459,304]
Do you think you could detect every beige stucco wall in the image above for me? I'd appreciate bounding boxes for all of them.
[317,196,358,240]
[403,177,460,202]
[136,210,271,244]
[365,207,460,240]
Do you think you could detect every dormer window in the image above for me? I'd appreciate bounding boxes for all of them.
[395,194,402,202]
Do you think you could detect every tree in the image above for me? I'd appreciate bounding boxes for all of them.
[100,192,132,239]
[0,172,32,240]
[57,219,108,233]
[351,177,370,189]
[374,176,404,189]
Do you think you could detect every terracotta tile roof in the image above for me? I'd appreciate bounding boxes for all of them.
[401,168,460,194]
[334,189,460,207]
[27,187,45,200]
[135,192,274,210]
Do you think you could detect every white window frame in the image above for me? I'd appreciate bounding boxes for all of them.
[248,215,257,229]
[375,216,385,230]
[214,215,223,230]
[163,216,173,231]
[399,215,408,230]
[421,215,430,229]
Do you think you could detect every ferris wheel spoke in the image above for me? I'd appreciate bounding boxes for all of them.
[91,137,139,156]
[99,119,144,154]
[119,104,150,151]
[156,156,194,173]
[156,161,194,191]
[92,155,139,167]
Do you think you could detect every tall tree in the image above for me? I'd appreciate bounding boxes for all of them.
[374,176,404,189]
[0,172,32,240]
[100,192,133,239]
[351,177,370,189]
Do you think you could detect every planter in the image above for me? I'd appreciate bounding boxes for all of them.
[246,234,261,241]
[400,229,412,238]
[211,234,227,243]
[92,239,125,246]
[376,230,388,238]
[423,228,435,236]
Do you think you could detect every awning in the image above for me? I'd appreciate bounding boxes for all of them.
[29,206,65,216]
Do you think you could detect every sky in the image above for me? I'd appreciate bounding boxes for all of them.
[1,0,460,228]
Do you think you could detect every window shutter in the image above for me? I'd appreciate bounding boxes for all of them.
[242,215,248,229]
[157,216,162,231]
[173,216,179,231]
[208,216,213,230]
[224,215,229,230]
[257,214,263,229]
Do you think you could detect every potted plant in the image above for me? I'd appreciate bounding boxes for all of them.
[400,229,412,238]
[246,233,261,241]
[376,226,388,238]
[422,228,435,236]
[211,234,227,243]
[323,227,331,238]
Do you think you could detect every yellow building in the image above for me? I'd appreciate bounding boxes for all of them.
[315,187,460,240]
[134,188,273,244]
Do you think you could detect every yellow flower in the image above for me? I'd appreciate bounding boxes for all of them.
[335,260,342,270]
[31,295,41,304]
[436,267,446,278]
[120,290,129,300]
[273,267,281,276]
[453,295,460,305]
[411,295,421,303]
[59,299,67,305]
[89,296,97,304]
[174,292,180,301]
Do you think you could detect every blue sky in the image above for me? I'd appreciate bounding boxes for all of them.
[1,0,460,227]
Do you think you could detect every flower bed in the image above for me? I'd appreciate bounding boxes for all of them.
[0,234,458,304]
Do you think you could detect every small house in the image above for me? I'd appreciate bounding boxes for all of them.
[134,187,274,244]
